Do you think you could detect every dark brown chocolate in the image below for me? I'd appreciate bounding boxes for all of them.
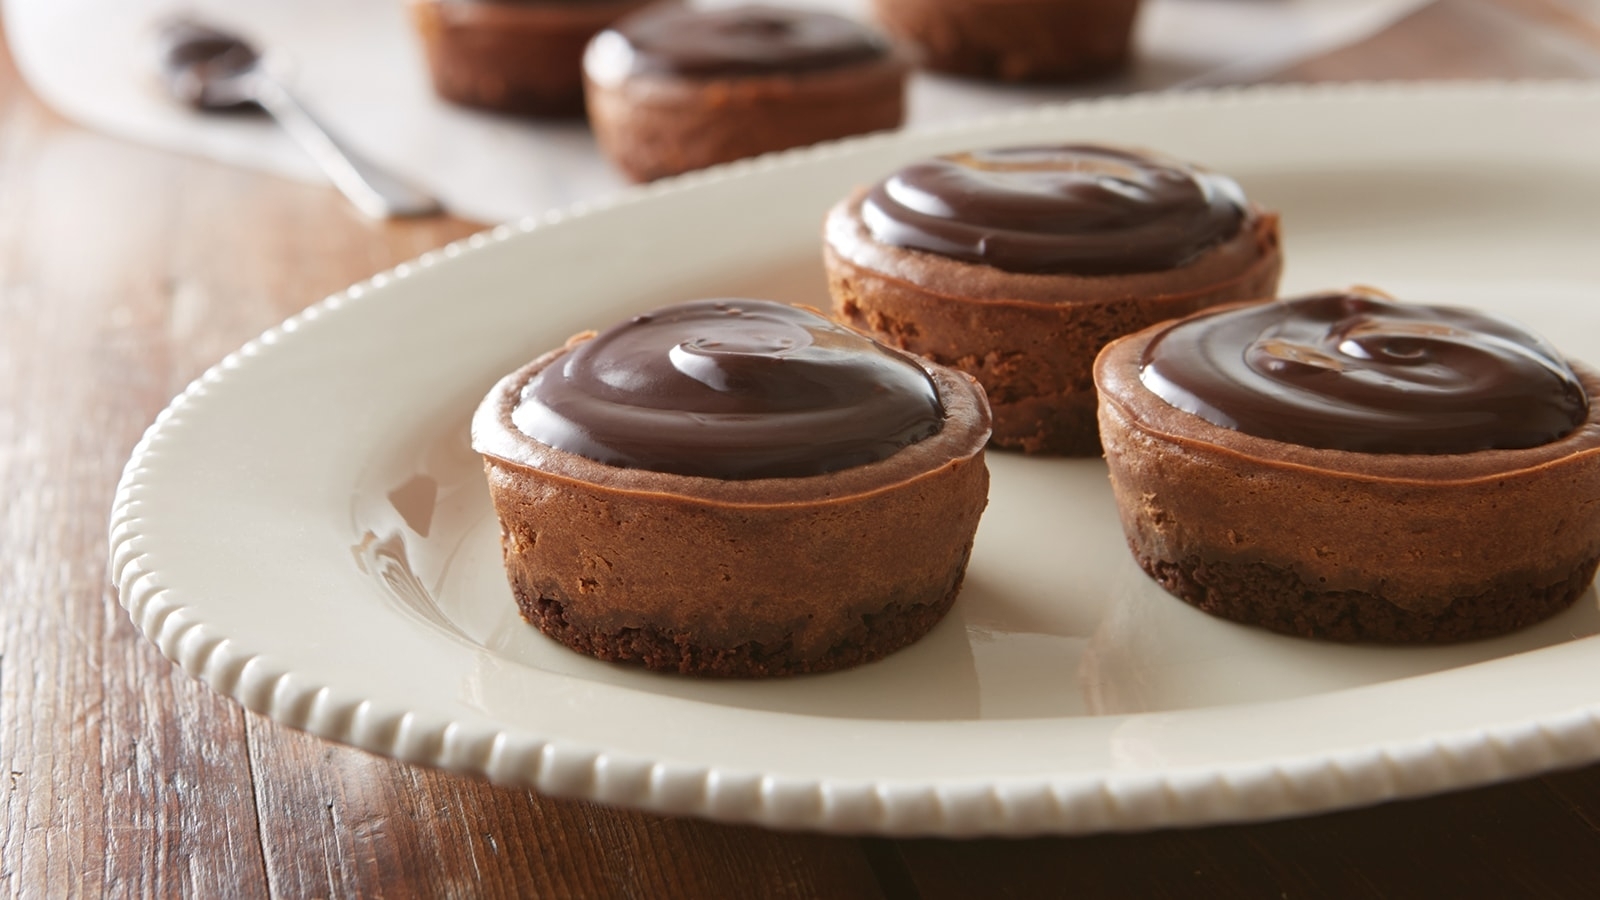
[591,3,888,80]
[1139,290,1589,454]
[156,18,260,110]
[512,563,967,676]
[860,145,1247,276]
[514,299,944,479]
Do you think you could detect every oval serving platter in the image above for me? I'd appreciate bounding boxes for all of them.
[112,82,1600,836]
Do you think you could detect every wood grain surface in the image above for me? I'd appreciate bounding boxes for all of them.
[7,2,1600,897]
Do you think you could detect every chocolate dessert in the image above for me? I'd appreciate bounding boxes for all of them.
[409,0,655,116]
[472,299,991,676]
[1095,288,1600,643]
[870,0,1142,82]
[583,3,907,181]
[825,144,1282,456]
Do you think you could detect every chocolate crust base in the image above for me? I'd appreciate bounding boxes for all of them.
[514,545,969,677]
[870,0,1141,82]
[584,56,907,182]
[1138,552,1600,644]
[825,187,1282,456]
[1096,310,1600,643]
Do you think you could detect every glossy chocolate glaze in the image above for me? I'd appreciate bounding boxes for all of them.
[594,3,888,79]
[514,299,945,478]
[860,145,1248,276]
[1139,290,1590,454]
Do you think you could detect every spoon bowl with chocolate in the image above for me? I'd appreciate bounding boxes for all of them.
[154,16,441,219]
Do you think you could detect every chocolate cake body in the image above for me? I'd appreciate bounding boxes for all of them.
[583,4,907,182]
[472,301,991,676]
[410,0,655,116]
[1095,292,1600,643]
[870,0,1142,82]
[825,145,1282,456]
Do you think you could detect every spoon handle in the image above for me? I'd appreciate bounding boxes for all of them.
[251,76,442,219]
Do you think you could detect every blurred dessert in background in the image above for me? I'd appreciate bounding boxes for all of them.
[870,0,1142,82]
[583,2,908,181]
[409,0,656,117]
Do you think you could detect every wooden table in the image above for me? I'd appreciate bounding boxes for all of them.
[7,1,1600,896]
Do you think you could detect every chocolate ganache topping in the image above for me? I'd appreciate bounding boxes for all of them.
[514,299,945,479]
[1138,290,1590,454]
[860,145,1249,276]
[589,3,888,81]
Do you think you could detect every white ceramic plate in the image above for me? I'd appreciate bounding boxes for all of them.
[111,82,1600,836]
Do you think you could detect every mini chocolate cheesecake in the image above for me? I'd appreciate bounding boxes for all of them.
[472,299,991,676]
[409,0,656,116]
[1096,288,1600,643]
[583,3,907,181]
[870,0,1142,82]
[826,144,1282,456]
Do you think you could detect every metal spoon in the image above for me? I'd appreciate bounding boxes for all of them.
[155,17,442,219]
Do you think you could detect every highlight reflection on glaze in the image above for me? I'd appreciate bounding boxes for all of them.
[861,145,1248,275]
[514,299,945,478]
[1139,290,1590,454]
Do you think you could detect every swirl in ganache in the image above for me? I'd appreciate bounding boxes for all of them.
[860,144,1249,276]
[515,299,945,478]
[1139,290,1589,454]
